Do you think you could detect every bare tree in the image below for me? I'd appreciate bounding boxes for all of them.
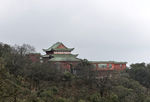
[14,44,35,56]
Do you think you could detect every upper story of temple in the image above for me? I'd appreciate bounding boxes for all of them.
[42,42,80,62]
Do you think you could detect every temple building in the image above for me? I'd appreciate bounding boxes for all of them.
[42,42,127,71]
[42,42,81,70]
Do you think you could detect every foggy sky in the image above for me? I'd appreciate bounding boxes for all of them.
[1,0,150,65]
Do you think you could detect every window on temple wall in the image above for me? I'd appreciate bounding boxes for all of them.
[120,64,122,68]
[109,64,112,68]
[98,64,107,68]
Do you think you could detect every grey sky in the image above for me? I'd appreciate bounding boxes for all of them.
[1,0,150,64]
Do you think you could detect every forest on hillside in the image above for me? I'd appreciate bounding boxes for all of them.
[1,42,150,102]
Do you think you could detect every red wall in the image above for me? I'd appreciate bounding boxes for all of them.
[91,63,126,71]
[114,64,126,70]
[28,53,41,62]
[57,44,66,49]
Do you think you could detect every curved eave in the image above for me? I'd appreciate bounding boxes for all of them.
[73,54,78,57]
[48,58,81,62]
[42,54,49,57]
[69,48,74,51]
[49,60,80,62]
[43,48,54,52]
[43,47,74,52]
[48,54,81,62]
[51,54,79,57]
[42,49,47,52]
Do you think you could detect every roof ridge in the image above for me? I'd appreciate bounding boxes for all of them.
[43,42,74,52]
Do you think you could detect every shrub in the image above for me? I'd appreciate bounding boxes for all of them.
[89,93,101,102]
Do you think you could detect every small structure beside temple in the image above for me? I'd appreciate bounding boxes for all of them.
[91,61,127,71]
[42,42,81,70]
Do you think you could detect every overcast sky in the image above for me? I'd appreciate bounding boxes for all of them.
[1,0,150,64]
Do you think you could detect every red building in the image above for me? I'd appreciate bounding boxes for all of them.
[90,61,127,71]
[42,42,127,71]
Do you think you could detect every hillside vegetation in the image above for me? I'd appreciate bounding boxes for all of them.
[0,42,150,102]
